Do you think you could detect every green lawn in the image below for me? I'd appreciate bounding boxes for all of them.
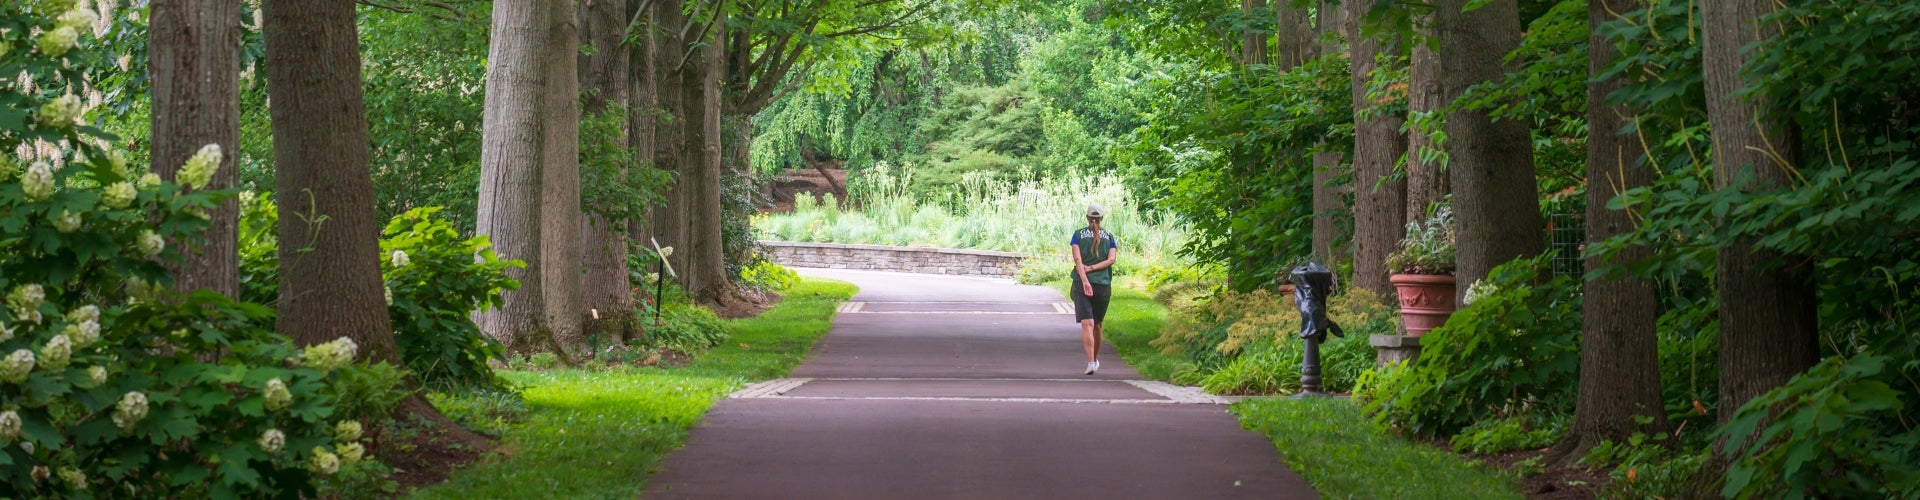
[410,278,856,499]
[1069,278,1519,499]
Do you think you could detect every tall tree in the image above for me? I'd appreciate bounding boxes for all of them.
[1347,1,1408,300]
[580,0,635,339]
[1701,0,1818,424]
[1555,0,1667,463]
[1404,11,1447,222]
[689,4,728,303]
[628,0,661,244]
[150,0,241,297]
[650,0,694,294]
[475,0,584,353]
[1311,0,1348,266]
[1241,0,1269,65]
[260,0,398,361]
[1436,0,1544,295]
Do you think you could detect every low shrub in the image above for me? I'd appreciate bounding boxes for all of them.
[1718,350,1920,498]
[635,305,730,354]
[1581,433,1706,500]
[1154,288,1394,394]
[241,201,521,391]
[1449,413,1569,455]
[1362,254,1582,437]
[738,260,799,292]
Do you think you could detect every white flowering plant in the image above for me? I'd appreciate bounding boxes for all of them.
[240,201,520,390]
[0,4,385,497]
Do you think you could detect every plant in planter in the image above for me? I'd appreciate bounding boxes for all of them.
[1385,206,1457,336]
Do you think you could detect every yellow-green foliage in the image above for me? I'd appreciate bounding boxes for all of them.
[1154,288,1395,358]
[1153,288,1397,395]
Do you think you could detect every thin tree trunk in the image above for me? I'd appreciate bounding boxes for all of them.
[689,8,730,303]
[476,1,553,352]
[1554,0,1668,465]
[150,0,241,298]
[541,1,585,349]
[1349,1,1408,301]
[261,0,398,362]
[580,0,635,341]
[1437,0,1545,297]
[1274,0,1312,70]
[651,0,692,291]
[1405,13,1448,222]
[1312,0,1349,266]
[1702,0,1817,425]
[628,0,659,244]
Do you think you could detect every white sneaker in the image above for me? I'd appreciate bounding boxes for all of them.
[1085,361,1098,375]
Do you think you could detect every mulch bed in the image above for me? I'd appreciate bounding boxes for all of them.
[1467,447,1612,499]
[381,397,496,492]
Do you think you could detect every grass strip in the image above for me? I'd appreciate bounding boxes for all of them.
[1235,397,1520,499]
[411,277,857,499]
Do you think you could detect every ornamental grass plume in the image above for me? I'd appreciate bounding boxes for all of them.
[39,334,72,371]
[263,378,292,411]
[101,181,136,208]
[36,94,82,127]
[257,428,286,453]
[1,350,33,382]
[178,144,221,190]
[22,162,55,201]
[112,391,148,430]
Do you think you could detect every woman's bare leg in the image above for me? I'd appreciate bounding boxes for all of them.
[1081,319,1099,362]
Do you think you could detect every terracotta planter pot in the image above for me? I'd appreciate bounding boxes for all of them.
[1390,273,1458,336]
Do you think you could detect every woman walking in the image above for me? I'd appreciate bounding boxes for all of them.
[1071,204,1118,374]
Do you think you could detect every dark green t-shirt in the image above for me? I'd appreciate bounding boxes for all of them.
[1071,227,1117,286]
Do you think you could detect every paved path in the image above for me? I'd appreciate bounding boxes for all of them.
[642,269,1317,499]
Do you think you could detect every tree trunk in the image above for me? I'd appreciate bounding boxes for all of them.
[260,0,398,362]
[627,0,659,245]
[651,0,692,291]
[688,9,731,304]
[1553,0,1668,465]
[1348,1,1408,301]
[476,1,554,353]
[580,0,634,341]
[1702,0,1817,425]
[1241,0,1269,65]
[1437,0,1545,297]
[150,0,241,298]
[1312,0,1349,266]
[1274,0,1312,69]
[1405,13,1448,223]
[540,1,585,349]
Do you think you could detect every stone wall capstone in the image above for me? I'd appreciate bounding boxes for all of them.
[759,241,1028,277]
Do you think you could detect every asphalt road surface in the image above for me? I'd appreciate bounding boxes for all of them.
[641,268,1317,499]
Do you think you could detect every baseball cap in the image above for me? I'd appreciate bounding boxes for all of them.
[1086,204,1106,218]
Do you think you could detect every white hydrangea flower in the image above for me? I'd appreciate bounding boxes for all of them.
[65,305,98,324]
[1462,279,1499,307]
[137,172,162,189]
[1,350,34,383]
[102,182,136,208]
[0,410,21,442]
[58,467,86,489]
[37,26,78,57]
[338,442,366,465]
[238,190,256,206]
[40,334,72,371]
[112,391,148,430]
[56,7,97,31]
[257,428,286,453]
[85,365,107,387]
[300,337,359,372]
[335,420,363,442]
[22,162,55,201]
[658,246,674,258]
[307,447,341,475]
[7,284,46,325]
[30,465,49,482]
[53,210,83,233]
[61,320,98,349]
[389,250,410,267]
[137,230,165,258]
[108,150,129,176]
[178,144,221,190]
[263,378,291,411]
[20,441,33,453]
[36,94,83,128]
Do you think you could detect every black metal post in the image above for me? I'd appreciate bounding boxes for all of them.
[1290,262,1343,395]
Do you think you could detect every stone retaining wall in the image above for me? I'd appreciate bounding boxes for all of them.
[759,241,1028,277]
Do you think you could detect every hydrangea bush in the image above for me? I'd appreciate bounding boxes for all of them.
[2,2,375,496]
